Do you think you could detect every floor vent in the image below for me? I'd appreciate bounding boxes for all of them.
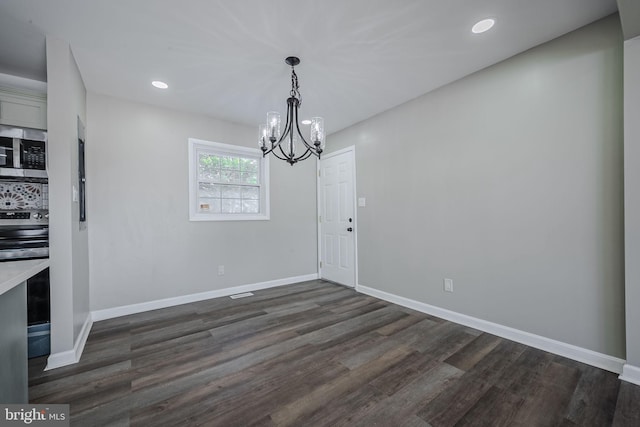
[229,292,254,299]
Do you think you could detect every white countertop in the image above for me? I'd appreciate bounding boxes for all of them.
[0,258,49,296]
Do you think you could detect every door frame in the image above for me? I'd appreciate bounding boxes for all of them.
[317,145,358,287]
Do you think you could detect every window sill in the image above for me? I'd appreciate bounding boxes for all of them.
[189,213,270,222]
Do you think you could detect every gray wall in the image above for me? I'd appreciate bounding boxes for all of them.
[46,37,90,354]
[624,35,640,367]
[329,16,624,357]
[86,93,317,311]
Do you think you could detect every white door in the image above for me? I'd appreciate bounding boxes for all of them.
[318,148,356,287]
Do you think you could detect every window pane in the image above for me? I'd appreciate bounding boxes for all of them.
[240,158,258,172]
[220,170,241,183]
[242,186,259,200]
[199,198,221,213]
[198,154,220,180]
[221,198,242,213]
[198,183,220,197]
[221,185,241,198]
[199,154,220,168]
[221,156,240,170]
[241,172,258,185]
[242,200,259,214]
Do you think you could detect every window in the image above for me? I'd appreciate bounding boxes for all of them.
[188,138,269,221]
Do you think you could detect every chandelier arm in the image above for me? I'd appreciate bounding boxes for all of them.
[278,143,291,160]
[292,102,315,151]
[306,148,321,159]
[263,117,291,159]
[262,143,277,157]
[295,148,315,162]
[274,102,293,149]
[272,97,296,154]
[287,99,297,158]
[262,126,288,158]
[270,147,290,162]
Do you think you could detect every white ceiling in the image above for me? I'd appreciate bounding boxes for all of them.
[0,0,618,135]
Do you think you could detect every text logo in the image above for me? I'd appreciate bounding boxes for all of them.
[1,405,69,426]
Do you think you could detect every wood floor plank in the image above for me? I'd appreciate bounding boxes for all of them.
[385,317,440,349]
[453,385,524,427]
[369,351,439,396]
[508,361,581,427]
[417,376,494,427]
[294,300,390,336]
[562,359,620,426]
[29,360,131,401]
[412,322,479,361]
[132,345,347,427]
[417,340,527,426]
[375,312,424,336]
[612,381,640,426]
[348,362,463,427]
[443,333,502,371]
[613,381,640,427]
[293,384,386,427]
[337,333,406,370]
[493,346,554,397]
[269,345,414,426]
[26,280,640,426]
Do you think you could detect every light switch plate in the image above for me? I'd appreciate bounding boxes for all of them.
[444,278,454,293]
[358,197,366,207]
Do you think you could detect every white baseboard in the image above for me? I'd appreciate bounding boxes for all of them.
[46,313,93,371]
[91,273,319,322]
[356,284,625,374]
[619,363,640,385]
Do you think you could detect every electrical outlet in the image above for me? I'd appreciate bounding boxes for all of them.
[444,278,454,293]
[217,265,225,276]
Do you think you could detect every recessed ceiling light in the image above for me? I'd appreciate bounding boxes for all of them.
[301,119,312,125]
[472,18,495,34]
[152,80,168,89]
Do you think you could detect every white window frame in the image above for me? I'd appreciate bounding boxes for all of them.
[188,138,270,221]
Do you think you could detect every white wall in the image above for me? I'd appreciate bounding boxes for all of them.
[329,16,624,358]
[46,37,90,354]
[624,35,640,369]
[86,93,317,311]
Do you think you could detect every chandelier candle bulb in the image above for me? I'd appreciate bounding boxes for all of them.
[267,111,281,140]
[258,124,268,150]
[311,117,325,148]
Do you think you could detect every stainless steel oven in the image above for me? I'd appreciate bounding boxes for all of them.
[0,179,49,261]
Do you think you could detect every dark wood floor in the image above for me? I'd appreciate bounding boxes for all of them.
[29,280,640,426]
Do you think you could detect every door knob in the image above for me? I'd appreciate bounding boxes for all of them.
[347,227,353,232]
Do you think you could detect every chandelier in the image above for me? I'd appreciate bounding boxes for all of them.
[259,56,325,165]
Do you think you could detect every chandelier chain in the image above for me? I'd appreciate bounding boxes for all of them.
[290,67,301,104]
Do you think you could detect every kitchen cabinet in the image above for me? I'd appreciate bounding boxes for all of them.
[0,87,47,130]
[0,259,50,403]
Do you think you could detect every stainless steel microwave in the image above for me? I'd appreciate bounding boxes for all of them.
[0,124,47,178]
